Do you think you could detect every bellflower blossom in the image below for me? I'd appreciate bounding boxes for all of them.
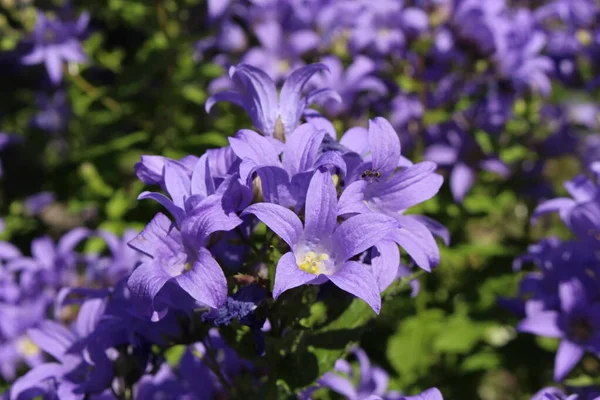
[21,11,89,84]
[243,169,399,313]
[518,279,600,381]
[338,118,446,273]
[206,63,341,139]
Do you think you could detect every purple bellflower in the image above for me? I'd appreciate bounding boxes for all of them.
[338,118,445,273]
[127,203,241,319]
[243,169,399,313]
[9,302,114,400]
[21,11,89,85]
[206,63,341,140]
[517,278,600,381]
[305,347,399,400]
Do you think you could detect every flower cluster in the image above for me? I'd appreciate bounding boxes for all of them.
[504,166,600,383]
[1,62,446,399]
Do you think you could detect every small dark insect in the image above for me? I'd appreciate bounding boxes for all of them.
[361,169,382,182]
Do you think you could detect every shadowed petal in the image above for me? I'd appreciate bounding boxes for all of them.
[338,180,370,216]
[273,252,318,298]
[127,261,172,318]
[388,216,440,271]
[191,154,215,198]
[371,240,400,291]
[174,248,227,309]
[330,261,381,314]
[283,124,325,177]
[242,203,302,248]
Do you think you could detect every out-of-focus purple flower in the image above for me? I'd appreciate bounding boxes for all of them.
[308,55,387,117]
[532,174,600,245]
[206,63,340,139]
[424,121,509,202]
[347,1,428,55]
[21,11,89,85]
[24,192,55,216]
[495,9,553,96]
[9,303,114,400]
[451,0,506,56]
[517,278,600,381]
[398,388,445,400]
[306,347,399,400]
[31,91,71,134]
[243,169,399,313]
[530,386,578,400]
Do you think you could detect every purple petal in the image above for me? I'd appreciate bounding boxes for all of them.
[332,214,397,263]
[338,180,370,216]
[532,198,575,223]
[9,362,63,400]
[279,63,330,136]
[318,372,357,398]
[283,123,325,177]
[314,151,347,178]
[75,298,107,338]
[424,144,458,165]
[205,90,245,113]
[480,158,510,177]
[368,161,443,212]
[255,166,294,207]
[135,155,167,185]
[388,216,440,272]
[371,240,400,291]
[127,213,178,257]
[231,64,278,135]
[229,129,281,171]
[191,154,215,198]
[407,215,450,246]
[554,340,584,381]
[517,311,562,338]
[330,261,381,314]
[138,192,185,224]
[174,248,227,309]
[28,321,76,361]
[242,203,302,248]
[44,51,63,85]
[164,160,192,209]
[368,117,401,178]
[304,169,338,242]
[273,252,318,299]
[558,279,584,313]
[400,387,444,400]
[340,126,369,156]
[450,163,475,202]
[127,261,172,318]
